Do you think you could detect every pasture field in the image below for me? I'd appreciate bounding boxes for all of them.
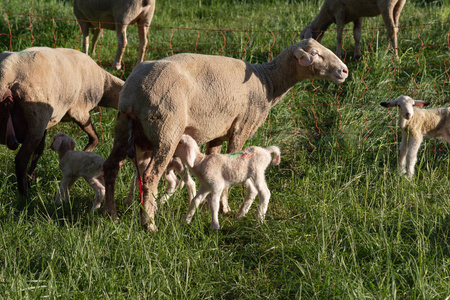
[1,0,450,298]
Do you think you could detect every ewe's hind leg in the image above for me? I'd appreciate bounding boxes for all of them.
[136,24,149,66]
[79,21,90,55]
[353,18,363,61]
[253,173,271,223]
[91,28,101,55]
[236,179,258,218]
[74,116,99,152]
[113,25,128,70]
[103,112,130,218]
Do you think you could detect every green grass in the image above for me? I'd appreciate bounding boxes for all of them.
[1,0,450,298]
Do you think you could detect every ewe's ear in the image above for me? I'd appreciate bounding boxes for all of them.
[413,100,430,107]
[380,101,397,108]
[294,48,314,66]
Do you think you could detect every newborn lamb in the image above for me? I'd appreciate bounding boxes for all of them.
[174,134,281,230]
[51,132,105,212]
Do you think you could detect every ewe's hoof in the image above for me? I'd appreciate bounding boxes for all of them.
[103,210,119,221]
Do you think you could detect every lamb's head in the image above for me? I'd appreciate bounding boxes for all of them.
[174,134,200,168]
[380,96,430,120]
[293,38,348,84]
[51,132,76,152]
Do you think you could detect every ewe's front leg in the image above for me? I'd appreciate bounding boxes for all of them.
[353,18,363,61]
[405,135,423,178]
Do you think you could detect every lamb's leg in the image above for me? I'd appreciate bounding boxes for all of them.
[183,170,196,203]
[103,112,129,219]
[160,170,179,204]
[185,185,210,224]
[253,173,271,223]
[398,132,408,175]
[89,176,106,212]
[56,175,78,205]
[353,18,363,61]
[405,135,423,177]
[236,179,258,218]
[113,24,128,70]
[73,117,99,152]
[209,189,223,231]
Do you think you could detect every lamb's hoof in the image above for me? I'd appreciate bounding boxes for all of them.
[144,222,158,232]
[221,205,231,214]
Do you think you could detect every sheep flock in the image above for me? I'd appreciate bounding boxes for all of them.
[1,0,447,233]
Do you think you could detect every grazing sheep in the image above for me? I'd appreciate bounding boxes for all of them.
[103,38,348,231]
[51,133,105,212]
[175,134,280,230]
[379,95,450,177]
[300,0,406,60]
[73,0,156,70]
[125,156,196,206]
[0,47,124,195]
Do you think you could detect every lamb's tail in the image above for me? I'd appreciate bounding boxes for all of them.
[265,146,281,166]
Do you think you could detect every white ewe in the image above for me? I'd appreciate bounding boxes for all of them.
[103,38,348,231]
[301,0,406,60]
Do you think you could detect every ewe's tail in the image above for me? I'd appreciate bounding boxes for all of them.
[265,146,281,166]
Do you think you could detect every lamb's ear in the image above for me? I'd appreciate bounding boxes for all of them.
[51,137,62,151]
[70,139,76,150]
[294,48,314,66]
[413,100,430,107]
[380,100,397,108]
[184,145,196,169]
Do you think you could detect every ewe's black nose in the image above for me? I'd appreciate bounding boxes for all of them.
[405,113,411,119]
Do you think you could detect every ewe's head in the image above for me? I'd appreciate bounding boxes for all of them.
[50,132,76,152]
[174,134,199,168]
[293,38,348,84]
[380,96,430,120]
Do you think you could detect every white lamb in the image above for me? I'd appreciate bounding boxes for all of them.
[51,132,193,212]
[51,132,106,212]
[380,95,450,177]
[174,134,281,231]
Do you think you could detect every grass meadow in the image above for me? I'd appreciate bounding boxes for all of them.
[1,0,450,298]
